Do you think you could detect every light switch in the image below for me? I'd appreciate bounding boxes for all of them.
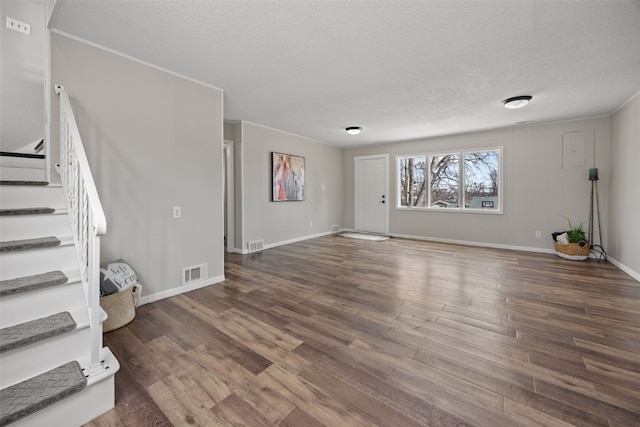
[6,17,31,35]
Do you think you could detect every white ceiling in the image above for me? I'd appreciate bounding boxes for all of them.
[50,1,640,148]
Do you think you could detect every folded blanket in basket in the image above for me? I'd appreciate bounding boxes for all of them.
[100,259,137,296]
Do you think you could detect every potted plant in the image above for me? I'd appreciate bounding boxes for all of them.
[551,218,590,261]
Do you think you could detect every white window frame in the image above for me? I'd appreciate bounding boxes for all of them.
[396,146,503,214]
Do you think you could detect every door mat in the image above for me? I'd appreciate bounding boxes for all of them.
[340,233,389,242]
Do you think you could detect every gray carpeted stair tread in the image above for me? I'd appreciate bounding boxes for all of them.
[0,181,49,186]
[0,360,86,426]
[0,271,68,297]
[0,207,55,216]
[0,236,60,253]
[0,312,76,353]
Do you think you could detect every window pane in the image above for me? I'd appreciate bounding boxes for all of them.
[464,150,499,210]
[429,154,459,208]
[399,156,427,207]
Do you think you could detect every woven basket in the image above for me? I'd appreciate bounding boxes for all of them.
[554,242,590,261]
[101,284,141,333]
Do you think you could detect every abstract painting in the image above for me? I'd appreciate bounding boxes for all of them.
[272,152,305,201]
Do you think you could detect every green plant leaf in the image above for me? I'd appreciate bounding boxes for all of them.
[563,217,587,243]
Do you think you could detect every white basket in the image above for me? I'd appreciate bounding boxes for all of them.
[100,284,141,332]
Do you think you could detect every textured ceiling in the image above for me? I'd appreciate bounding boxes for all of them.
[50,1,640,148]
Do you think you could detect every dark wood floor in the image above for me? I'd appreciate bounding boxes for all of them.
[86,235,640,426]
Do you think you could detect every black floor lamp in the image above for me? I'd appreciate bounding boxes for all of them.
[588,168,607,260]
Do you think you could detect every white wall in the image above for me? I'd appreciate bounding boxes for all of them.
[609,92,640,280]
[0,0,45,152]
[344,117,611,252]
[50,33,224,302]
[240,121,343,251]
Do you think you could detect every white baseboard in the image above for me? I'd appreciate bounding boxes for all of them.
[389,232,557,255]
[607,257,640,283]
[238,230,339,254]
[263,230,336,250]
[138,275,225,306]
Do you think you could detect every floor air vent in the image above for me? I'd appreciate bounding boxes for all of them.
[182,263,207,285]
[248,240,264,253]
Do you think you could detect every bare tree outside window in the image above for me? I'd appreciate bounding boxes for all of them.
[464,151,499,210]
[429,154,459,208]
[398,148,501,212]
[399,156,426,207]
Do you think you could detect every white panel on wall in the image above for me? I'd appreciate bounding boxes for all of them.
[562,131,594,170]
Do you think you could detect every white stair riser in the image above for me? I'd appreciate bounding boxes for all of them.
[0,280,84,328]
[0,326,91,389]
[0,213,72,241]
[0,166,46,182]
[0,185,65,210]
[9,350,118,427]
[0,245,78,280]
[0,157,45,168]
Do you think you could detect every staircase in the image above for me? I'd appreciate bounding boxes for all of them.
[0,88,119,426]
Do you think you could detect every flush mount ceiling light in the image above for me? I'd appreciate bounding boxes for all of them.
[503,95,532,109]
[345,126,362,135]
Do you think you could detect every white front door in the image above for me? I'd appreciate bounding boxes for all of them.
[355,155,388,234]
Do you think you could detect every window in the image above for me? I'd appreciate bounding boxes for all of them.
[399,156,427,207]
[462,150,500,210]
[429,153,460,208]
[397,148,501,212]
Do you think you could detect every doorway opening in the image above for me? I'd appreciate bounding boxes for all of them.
[223,140,235,253]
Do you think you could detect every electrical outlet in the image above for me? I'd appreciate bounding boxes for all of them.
[173,206,181,218]
[535,231,542,239]
[6,17,31,35]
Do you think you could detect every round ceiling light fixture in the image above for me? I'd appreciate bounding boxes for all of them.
[503,95,532,109]
[345,126,362,135]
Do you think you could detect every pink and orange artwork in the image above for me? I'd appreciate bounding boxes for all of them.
[272,152,305,201]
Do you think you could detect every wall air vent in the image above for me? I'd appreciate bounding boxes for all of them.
[182,263,207,285]
[248,240,264,253]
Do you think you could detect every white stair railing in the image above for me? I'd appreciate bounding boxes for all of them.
[55,85,107,375]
